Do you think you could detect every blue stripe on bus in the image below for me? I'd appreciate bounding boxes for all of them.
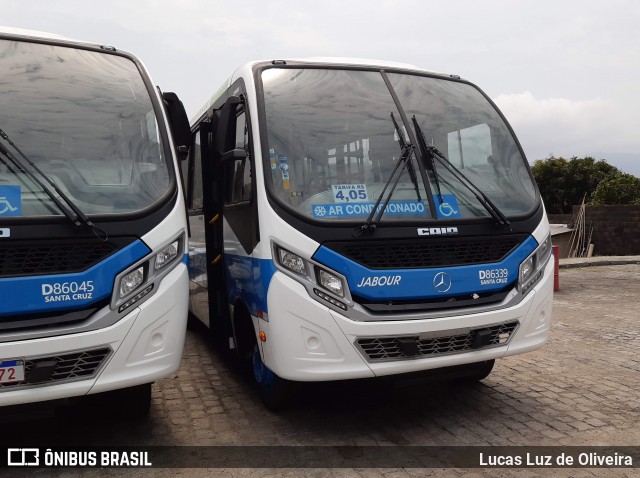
[0,240,151,317]
[224,254,276,316]
[312,236,538,301]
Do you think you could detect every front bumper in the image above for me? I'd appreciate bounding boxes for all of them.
[0,264,188,406]
[262,260,553,381]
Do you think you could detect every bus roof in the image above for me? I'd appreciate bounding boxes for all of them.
[191,57,460,124]
[246,57,453,76]
[0,26,69,41]
[0,26,121,53]
[285,57,422,70]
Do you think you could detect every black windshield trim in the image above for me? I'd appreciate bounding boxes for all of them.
[253,62,541,228]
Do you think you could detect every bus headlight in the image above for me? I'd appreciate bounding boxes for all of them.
[155,240,179,270]
[518,234,552,293]
[120,266,145,297]
[317,269,344,297]
[272,241,352,312]
[112,232,185,312]
[277,247,307,275]
[520,256,534,283]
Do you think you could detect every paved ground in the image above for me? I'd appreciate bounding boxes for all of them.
[1,264,639,477]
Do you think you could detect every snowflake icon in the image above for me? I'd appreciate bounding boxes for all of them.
[313,205,327,217]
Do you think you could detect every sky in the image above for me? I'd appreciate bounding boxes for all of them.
[3,0,640,175]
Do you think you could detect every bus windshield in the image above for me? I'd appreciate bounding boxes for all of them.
[260,67,537,223]
[0,39,171,218]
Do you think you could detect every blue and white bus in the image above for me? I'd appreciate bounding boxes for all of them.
[186,58,553,408]
[0,28,192,416]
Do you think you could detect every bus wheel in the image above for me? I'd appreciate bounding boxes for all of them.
[81,383,152,420]
[458,359,495,383]
[252,344,295,411]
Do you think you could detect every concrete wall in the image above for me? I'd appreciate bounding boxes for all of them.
[548,214,573,225]
[551,232,573,259]
[573,205,640,256]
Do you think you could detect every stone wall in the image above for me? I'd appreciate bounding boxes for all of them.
[573,205,640,256]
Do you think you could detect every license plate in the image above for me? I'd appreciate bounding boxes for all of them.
[0,360,25,384]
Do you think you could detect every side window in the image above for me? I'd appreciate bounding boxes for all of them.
[225,110,252,205]
[191,131,203,210]
[180,143,190,200]
[235,111,248,149]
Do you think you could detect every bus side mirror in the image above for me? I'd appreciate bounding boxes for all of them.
[162,91,192,160]
[221,149,248,162]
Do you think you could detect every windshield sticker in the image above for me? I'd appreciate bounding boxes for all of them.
[312,201,427,218]
[278,155,290,190]
[331,184,369,203]
[433,194,461,218]
[0,186,21,216]
[269,148,277,170]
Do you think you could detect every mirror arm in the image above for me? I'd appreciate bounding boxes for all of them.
[221,148,248,162]
[177,145,189,161]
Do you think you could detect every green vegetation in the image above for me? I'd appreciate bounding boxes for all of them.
[530,156,640,213]
[591,173,640,205]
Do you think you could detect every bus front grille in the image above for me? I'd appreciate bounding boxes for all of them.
[324,235,526,270]
[0,347,111,391]
[0,240,121,277]
[355,321,519,362]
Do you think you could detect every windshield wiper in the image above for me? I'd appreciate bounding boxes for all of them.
[396,118,422,204]
[353,112,419,237]
[0,127,107,238]
[411,119,510,228]
[412,115,444,203]
[0,140,81,227]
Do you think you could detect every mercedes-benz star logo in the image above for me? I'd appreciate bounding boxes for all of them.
[433,272,452,293]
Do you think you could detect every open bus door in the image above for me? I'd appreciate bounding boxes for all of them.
[198,95,257,351]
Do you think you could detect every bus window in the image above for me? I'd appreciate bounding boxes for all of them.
[226,111,252,205]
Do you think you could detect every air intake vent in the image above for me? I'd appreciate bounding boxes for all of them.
[356,321,519,362]
[0,347,111,390]
[0,239,130,277]
[325,236,525,269]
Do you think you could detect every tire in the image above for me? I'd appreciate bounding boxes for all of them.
[82,383,152,420]
[458,359,495,383]
[252,344,295,411]
[118,383,152,419]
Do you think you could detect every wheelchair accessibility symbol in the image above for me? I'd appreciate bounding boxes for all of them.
[0,186,21,216]
[433,194,461,219]
[0,197,18,215]
[438,202,458,217]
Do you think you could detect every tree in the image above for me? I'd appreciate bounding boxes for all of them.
[531,156,620,213]
[530,156,569,213]
[591,173,640,205]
